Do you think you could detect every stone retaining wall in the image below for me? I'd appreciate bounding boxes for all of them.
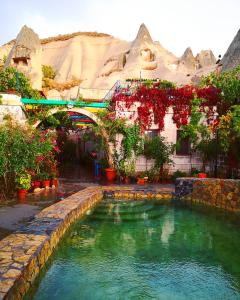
[175,178,240,212]
[0,187,102,300]
[0,184,174,300]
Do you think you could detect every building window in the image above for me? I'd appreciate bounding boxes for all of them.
[176,130,190,155]
[145,130,159,139]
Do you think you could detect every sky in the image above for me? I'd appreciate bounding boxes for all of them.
[1,0,239,57]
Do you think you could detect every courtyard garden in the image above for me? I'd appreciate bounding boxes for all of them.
[0,65,240,201]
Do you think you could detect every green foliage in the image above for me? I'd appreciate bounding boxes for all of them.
[122,125,143,159]
[171,170,187,181]
[143,79,175,89]
[15,172,31,190]
[181,97,204,147]
[40,111,73,129]
[200,66,240,110]
[144,136,174,171]
[0,67,41,99]
[42,65,56,79]
[0,121,58,197]
[93,110,144,170]
[218,105,240,153]
[37,171,50,180]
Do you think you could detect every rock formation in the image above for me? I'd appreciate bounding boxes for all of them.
[179,47,196,70]
[221,29,240,71]
[4,25,42,90]
[196,50,216,68]
[0,24,219,99]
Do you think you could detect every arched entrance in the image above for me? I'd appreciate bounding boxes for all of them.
[33,107,110,182]
[33,107,101,128]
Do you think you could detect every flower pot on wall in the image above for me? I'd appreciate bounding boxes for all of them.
[105,168,117,182]
[42,180,51,188]
[33,181,41,189]
[137,178,145,185]
[51,179,58,187]
[198,173,207,178]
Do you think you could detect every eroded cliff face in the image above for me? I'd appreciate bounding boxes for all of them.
[221,29,240,71]
[4,25,42,90]
[1,24,219,99]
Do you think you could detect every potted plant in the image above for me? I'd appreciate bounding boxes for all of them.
[198,172,207,178]
[137,172,146,185]
[122,161,135,184]
[31,173,41,189]
[15,172,31,198]
[39,172,51,188]
[171,170,187,182]
[50,173,58,187]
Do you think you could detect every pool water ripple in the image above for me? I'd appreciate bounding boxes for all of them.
[25,199,240,300]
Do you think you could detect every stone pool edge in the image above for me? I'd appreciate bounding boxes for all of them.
[0,187,102,300]
[0,185,174,300]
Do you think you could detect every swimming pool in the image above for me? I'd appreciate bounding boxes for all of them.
[25,198,240,299]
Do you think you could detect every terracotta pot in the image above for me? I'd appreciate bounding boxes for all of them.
[198,173,207,178]
[17,189,27,200]
[51,179,58,187]
[105,168,117,182]
[137,178,145,185]
[33,181,41,188]
[42,180,51,188]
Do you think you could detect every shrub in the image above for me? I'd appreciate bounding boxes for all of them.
[0,120,58,198]
[144,136,174,171]
[172,170,187,181]
[0,67,41,98]
[42,65,56,80]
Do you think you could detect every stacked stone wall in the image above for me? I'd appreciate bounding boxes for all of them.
[175,178,240,212]
[0,187,102,300]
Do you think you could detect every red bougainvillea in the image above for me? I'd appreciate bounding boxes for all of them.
[111,82,221,131]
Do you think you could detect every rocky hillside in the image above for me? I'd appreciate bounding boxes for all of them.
[0,24,218,100]
[221,29,240,71]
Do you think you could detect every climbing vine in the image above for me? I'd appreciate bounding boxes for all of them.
[112,80,221,132]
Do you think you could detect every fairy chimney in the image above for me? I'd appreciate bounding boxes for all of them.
[221,29,240,71]
[5,25,42,90]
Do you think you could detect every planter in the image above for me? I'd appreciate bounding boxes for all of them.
[105,168,117,182]
[198,173,207,178]
[137,178,145,185]
[51,178,58,187]
[33,181,41,189]
[6,89,18,95]
[42,180,51,188]
[17,189,27,199]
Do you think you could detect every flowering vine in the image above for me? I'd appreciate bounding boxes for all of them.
[111,81,221,132]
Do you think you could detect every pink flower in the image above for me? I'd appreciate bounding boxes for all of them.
[54,146,61,153]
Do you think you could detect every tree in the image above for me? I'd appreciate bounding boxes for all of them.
[0,67,41,99]
[144,136,174,174]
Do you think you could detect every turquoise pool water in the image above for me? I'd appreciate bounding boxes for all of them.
[26,199,240,300]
